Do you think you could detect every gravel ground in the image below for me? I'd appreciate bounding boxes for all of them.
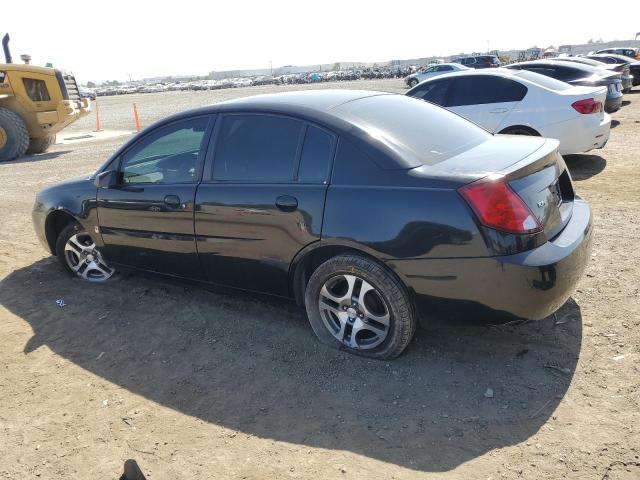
[0,79,638,479]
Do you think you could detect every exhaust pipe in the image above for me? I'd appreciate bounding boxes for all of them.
[2,34,12,64]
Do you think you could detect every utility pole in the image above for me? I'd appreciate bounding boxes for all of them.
[269,60,273,76]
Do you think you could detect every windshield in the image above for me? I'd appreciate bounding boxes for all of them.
[332,94,490,167]
[512,70,573,91]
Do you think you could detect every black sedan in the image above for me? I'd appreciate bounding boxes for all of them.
[506,59,624,112]
[584,54,635,92]
[553,56,634,93]
[32,91,593,359]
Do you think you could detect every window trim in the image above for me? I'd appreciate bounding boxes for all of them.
[114,114,215,186]
[203,112,337,185]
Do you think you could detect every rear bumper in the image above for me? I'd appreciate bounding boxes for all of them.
[542,113,611,155]
[605,95,623,113]
[389,198,593,321]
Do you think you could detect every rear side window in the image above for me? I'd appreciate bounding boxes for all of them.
[517,66,578,81]
[213,114,304,182]
[409,79,451,106]
[588,56,616,65]
[298,126,335,184]
[334,94,490,167]
[449,76,527,106]
[512,70,572,91]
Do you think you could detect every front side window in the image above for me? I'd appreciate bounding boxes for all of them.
[121,117,209,184]
[213,114,304,182]
[23,78,51,102]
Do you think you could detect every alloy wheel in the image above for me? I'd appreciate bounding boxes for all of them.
[64,232,114,282]
[318,274,390,350]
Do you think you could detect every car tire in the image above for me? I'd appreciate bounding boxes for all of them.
[304,254,416,359]
[55,222,115,282]
[26,135,54,154]
[0,107,30,162]
[409,79,419,88]
[499,126,539,136]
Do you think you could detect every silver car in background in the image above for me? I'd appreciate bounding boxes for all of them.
[404,63,469,87]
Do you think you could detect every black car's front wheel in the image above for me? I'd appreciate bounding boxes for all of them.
[305,254,416,359]
[55,223,115,282]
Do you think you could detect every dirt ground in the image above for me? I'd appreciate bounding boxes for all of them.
[0,79,638,479]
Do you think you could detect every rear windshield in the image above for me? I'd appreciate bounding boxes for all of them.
[512,70,573,91]
[332,94,490,167]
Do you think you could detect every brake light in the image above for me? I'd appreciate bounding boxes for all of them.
[459,175,543,234]
[572,98,603,114]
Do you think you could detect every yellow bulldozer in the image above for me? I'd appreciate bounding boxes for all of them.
[0,33,91,162]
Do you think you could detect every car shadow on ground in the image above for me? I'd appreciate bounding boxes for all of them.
[0,150,73,165]
[0,258,583,473]
[564,154,607,181]
[610,119,620,128]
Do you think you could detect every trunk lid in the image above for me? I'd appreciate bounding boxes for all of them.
[431,136,574,239]
[502,141,574,239]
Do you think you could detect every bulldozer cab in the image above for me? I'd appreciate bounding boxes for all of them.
[0,33,90,161]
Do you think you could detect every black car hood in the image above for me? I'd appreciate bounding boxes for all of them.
[37,175,94,199]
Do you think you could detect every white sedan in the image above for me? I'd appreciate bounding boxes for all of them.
[405,68,611,155]
[404,63,470,88]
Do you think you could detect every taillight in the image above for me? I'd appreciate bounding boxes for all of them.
[459,175,543,234]
[572,98,603,114]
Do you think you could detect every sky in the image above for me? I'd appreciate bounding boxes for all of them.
[4,0,639,84]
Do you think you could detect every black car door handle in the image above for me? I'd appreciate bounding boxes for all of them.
[275,195,298,212]
[164,195,182,208]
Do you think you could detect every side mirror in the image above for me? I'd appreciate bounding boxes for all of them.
[94,170,117,188]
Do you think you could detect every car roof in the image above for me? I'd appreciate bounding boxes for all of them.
[111,90,435,171]
[588,53,631,63]
[411,67,518,80]
[597,47,637,52]
[508,59,601,73]
[431,62,466,67]
[215,89,388,111]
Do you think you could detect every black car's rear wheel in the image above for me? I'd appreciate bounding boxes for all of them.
[55,223,115,282]
[305,254,416,359]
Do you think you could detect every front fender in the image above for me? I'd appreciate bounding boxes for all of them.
[33,178,100,254]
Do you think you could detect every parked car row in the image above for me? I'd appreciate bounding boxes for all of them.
[406,68,610,155]
[404,46,638,159]
[89,67,416,97]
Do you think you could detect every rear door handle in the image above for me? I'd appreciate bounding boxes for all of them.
[164,195,182,208]
[275,195,298,212]
[489,108,508,114]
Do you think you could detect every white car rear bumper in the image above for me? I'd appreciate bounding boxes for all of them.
[541,113,611,155]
